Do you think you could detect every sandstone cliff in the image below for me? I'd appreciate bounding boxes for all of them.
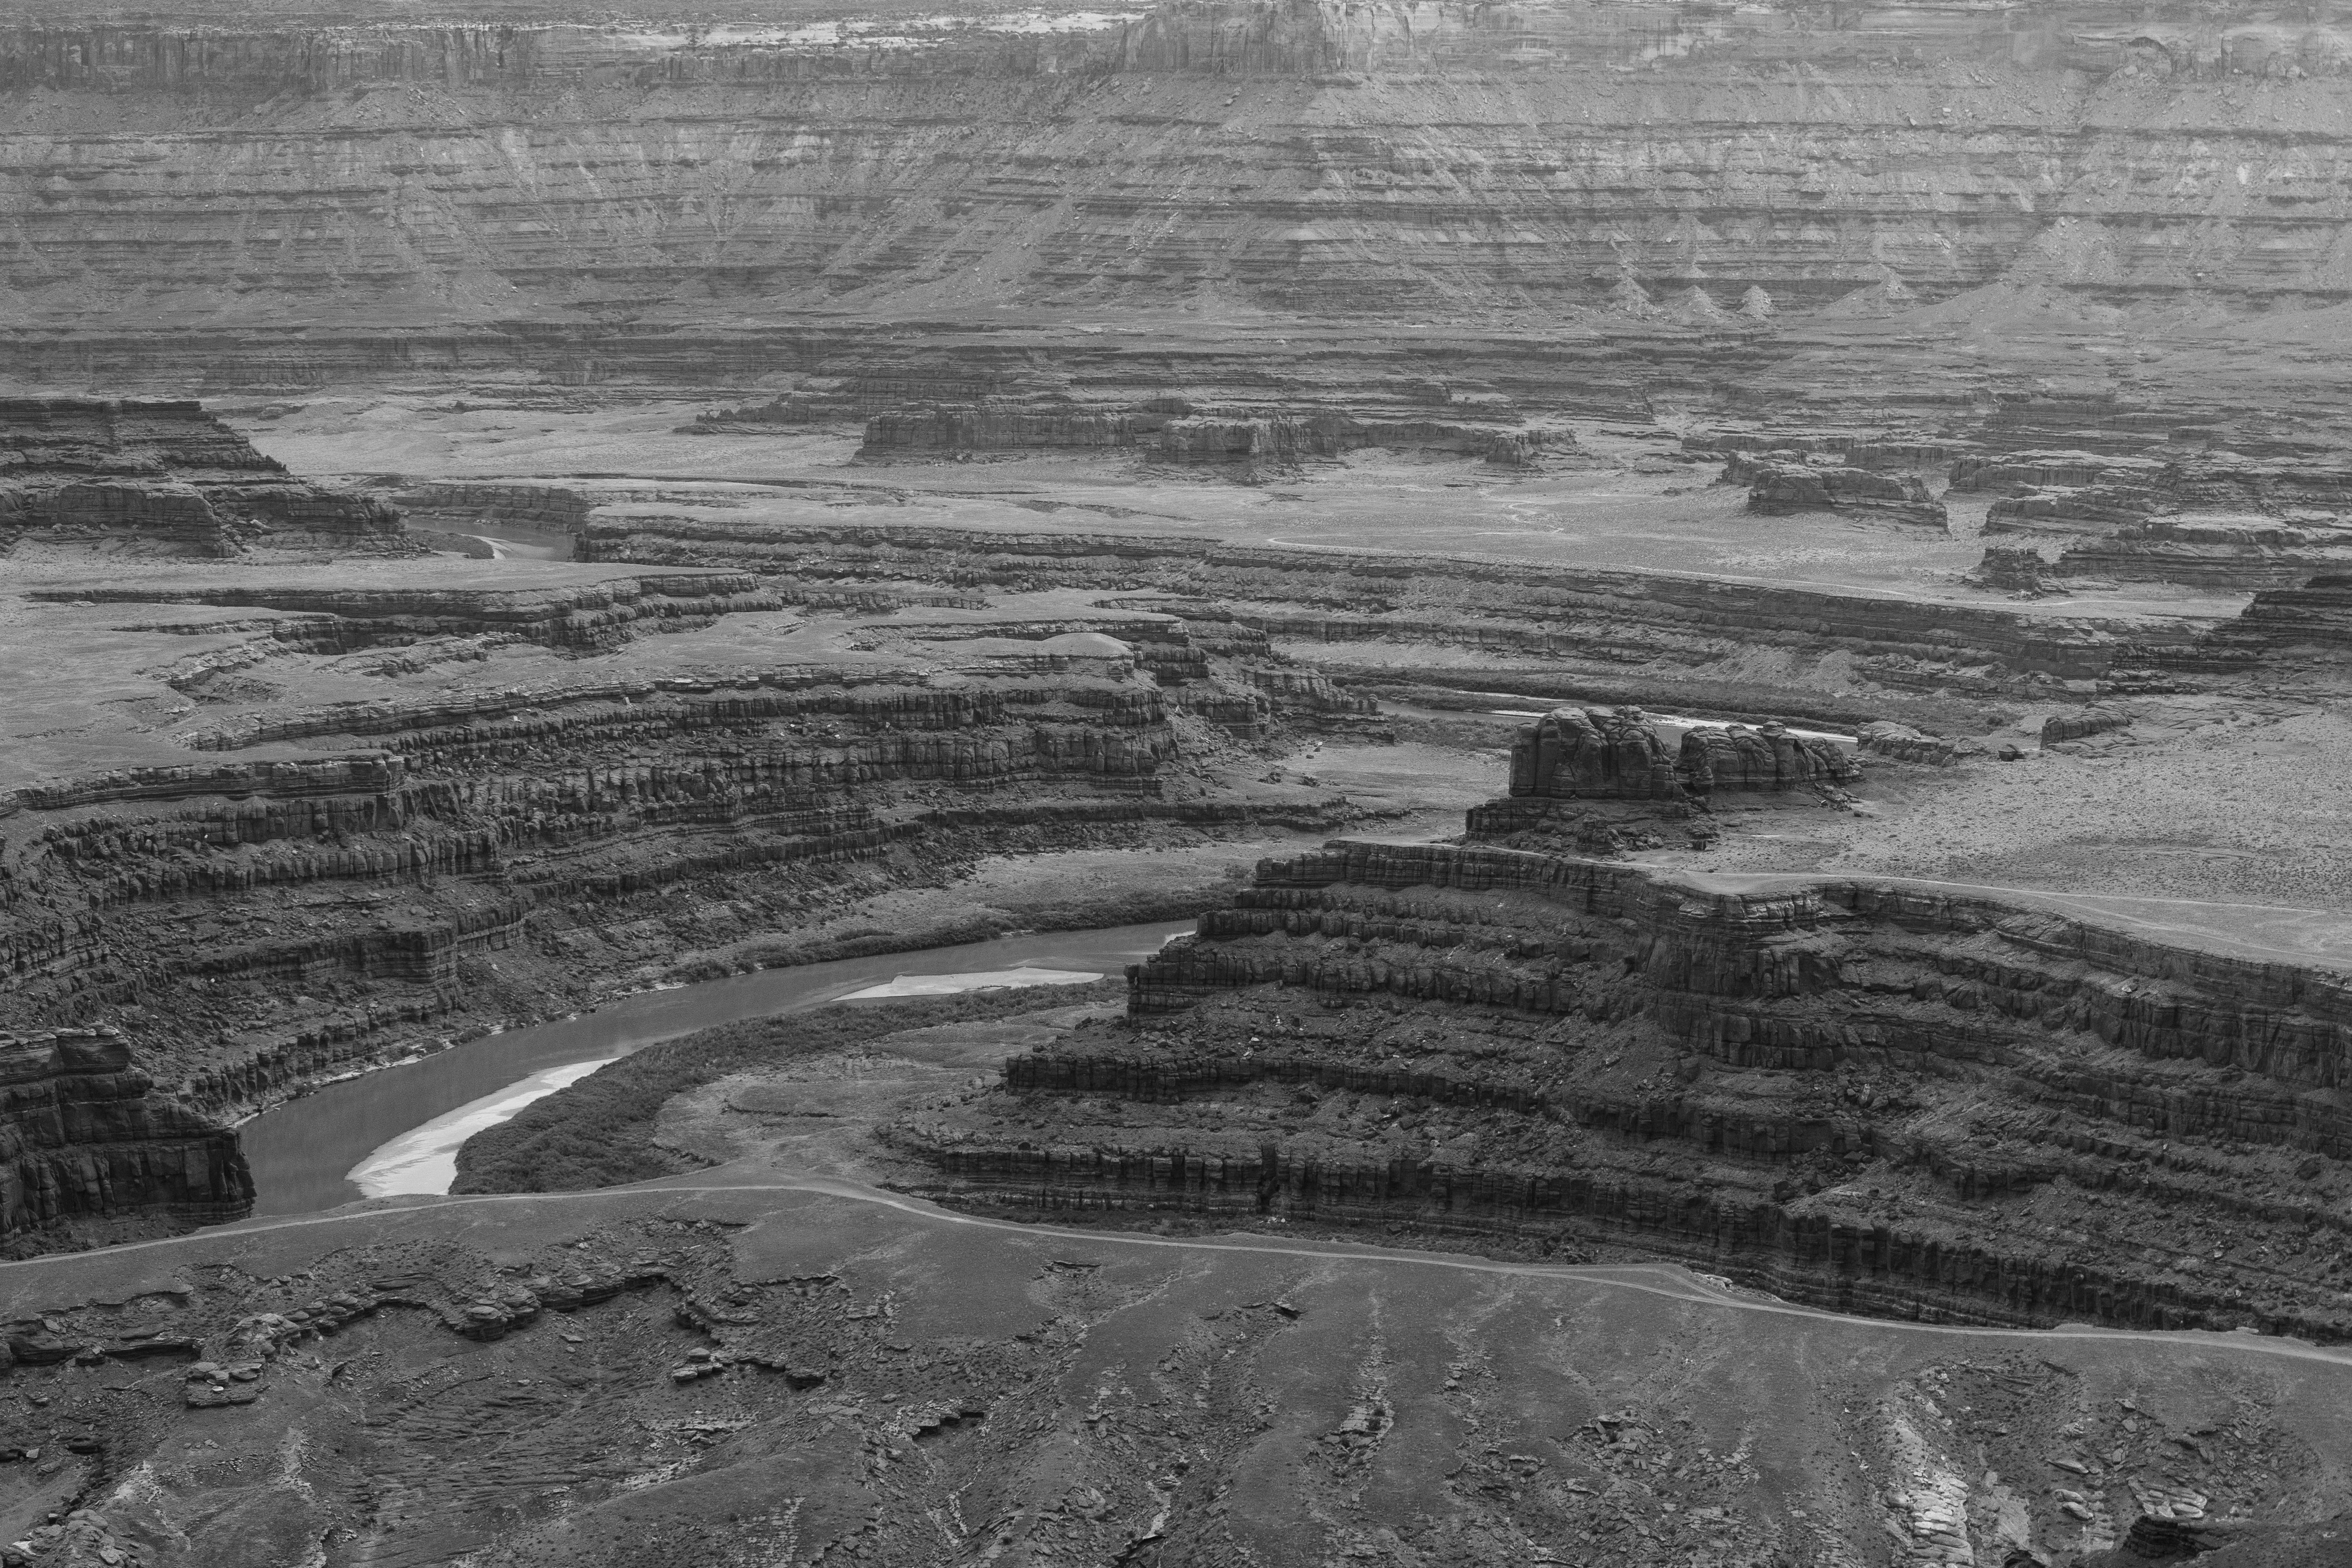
[582,515,2197,699]
[0,567,1368,1167]
[0,400,404,555]
[901,834,2352,1337]
[0,1026,250,1249]
[13,1,2352,332]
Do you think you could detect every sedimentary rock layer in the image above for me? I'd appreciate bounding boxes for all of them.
[1501,705,1858,804]
[0,399,403,554]
[13,0,2352,332]
[35,570,782,654]
[0,1027,250,1247]
[581,516,2196,695]
[1735,460,1948,530]
[904,836,2352,1337]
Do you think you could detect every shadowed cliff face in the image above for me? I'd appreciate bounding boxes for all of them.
[900,835,2352,1339]
[9,0,2352,328]
[0,1028,252,1246]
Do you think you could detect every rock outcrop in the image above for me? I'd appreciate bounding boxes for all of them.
[1739,461,1948,529]
[1958,450,2352,587]
[1857,721,1961,766]
[0,399,405,555]
[392,483,593,543]
[0,571,1370,1181]
[1675,722,1860,794]
[0,1027,250,1248]
[1497,707,1855,803]
[1966,546,2065,596]
[2041,707,2132,745]
[1505,707,1682,801]
[861,405,1141,456]
[35,571,782,656]
[904,835,2352,1338]
[580,517,2189,695]
[2050,517,2352,591]
[2171,572,2352,671]
[17,1,2352,335]
[853,398,1556,472]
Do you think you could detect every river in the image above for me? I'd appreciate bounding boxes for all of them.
[238,920,1194,1217]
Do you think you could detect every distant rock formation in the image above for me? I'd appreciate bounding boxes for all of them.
[864,406,1140,454]
[18,2,2352,339]
[32,572,781,657]
[1967,546,2064,595]
[2049,518,2352,592]
[0,399,406,555]
[1693,433,1968,473]
[1737,459,1949,529]
[853,399,1565,473]
[1499,707,1858,806]
[907,834,2352,1337]
[1857,721,1961,766]
[2180,573,2352,668]
[394,482,594,541]
[1954,450,2352,587]
[582,518,2147,695]
[2041,707,2132,745]
[1507,707,1683,801]
[1677,721,1861,794]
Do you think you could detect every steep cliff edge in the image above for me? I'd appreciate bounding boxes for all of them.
[0,1026,251,1251]
[581,514,2198,704]
[0,523,1384,1251]
[0,400,405,555]
[895,783,2352,1336]
[11,0,2352,347]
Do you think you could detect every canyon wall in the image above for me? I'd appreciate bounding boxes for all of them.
[0,399,403,553]
[0,1026,251,1248]
[0,564,1373,1187]
[583,514,2202,699]
[902,827,2352,1337]
[8,0,2352,352]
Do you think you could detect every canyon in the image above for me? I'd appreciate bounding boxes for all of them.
[4,0,2352,1563]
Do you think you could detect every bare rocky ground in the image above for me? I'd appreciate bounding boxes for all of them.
[2,1130,2348,1568]
[13,1,2352,1562]
[7,386,2352,1563]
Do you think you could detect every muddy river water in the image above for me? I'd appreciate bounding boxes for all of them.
[239,921,1194,1216]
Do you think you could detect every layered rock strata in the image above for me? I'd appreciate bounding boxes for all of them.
[0,400,404,555]
[391,482,594,542]
[37,571,782,657]
[858,399,1558,472]
[2170,572,2352,672]
[1857,721,1961,766]
[1954,448,2352,587]
[1690,432,1969,472]
[1738,461,1948,530]
[581,517,2197,695]
[16,1,2352,330]
[0,1027,250,1248]
[2041,707,2133,745]
[902,836,2352,1337]
[0,576,1367,1220]
[1675,722,1861,795]
[2049,517,2352,591]
[1504,707,1682,801]
[1496,705,1859,808]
